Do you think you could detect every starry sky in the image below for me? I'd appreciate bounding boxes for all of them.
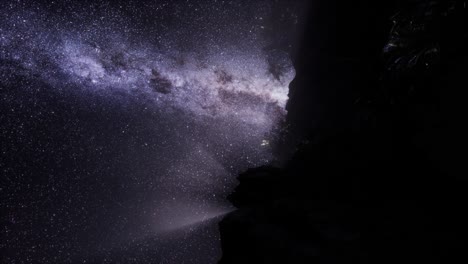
[0,0,298,263]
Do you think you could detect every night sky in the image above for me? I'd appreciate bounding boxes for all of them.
[0,0,297,263]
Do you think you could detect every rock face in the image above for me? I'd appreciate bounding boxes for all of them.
[219,1,468,263]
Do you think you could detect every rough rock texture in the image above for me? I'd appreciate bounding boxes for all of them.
[219,1,468,263]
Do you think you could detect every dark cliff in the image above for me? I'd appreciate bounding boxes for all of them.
[219,1,468,263]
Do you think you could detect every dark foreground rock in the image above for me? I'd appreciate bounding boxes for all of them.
[219,1,468,263]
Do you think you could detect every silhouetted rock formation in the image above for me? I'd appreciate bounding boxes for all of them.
[219,1,468,263]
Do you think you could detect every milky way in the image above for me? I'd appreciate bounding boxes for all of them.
[0,0,296,263]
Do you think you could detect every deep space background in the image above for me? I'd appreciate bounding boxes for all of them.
[6,1,465,263]
[0,0,301,263]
